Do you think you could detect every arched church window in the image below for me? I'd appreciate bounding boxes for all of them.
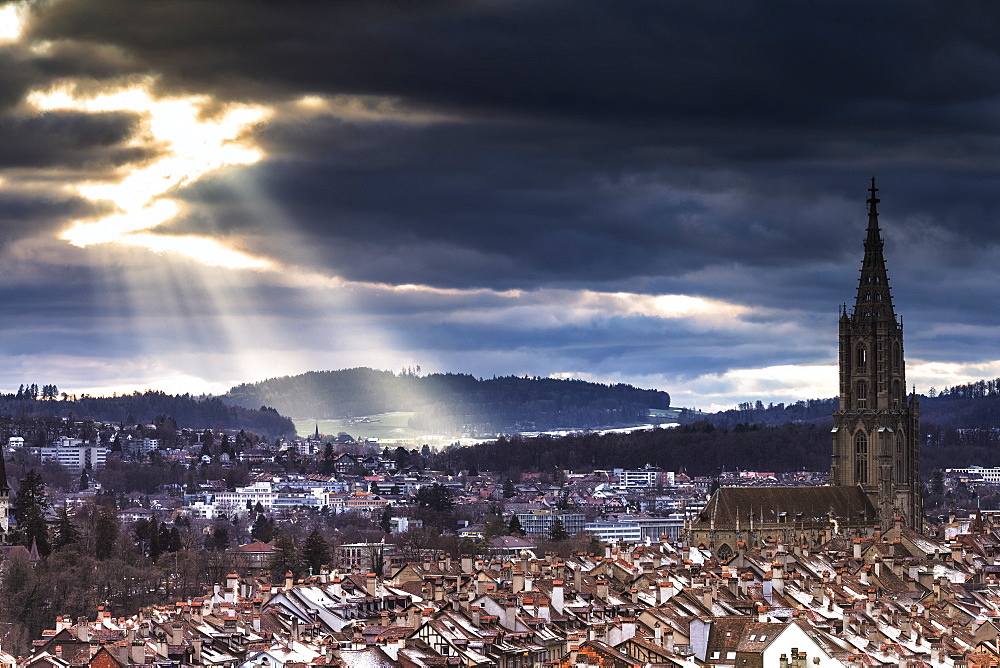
[856,344,867,369]
[892,343,901,371]
[717,543,733,561]
[892,380,901,408]
[855,431,869,484]
[856,380,867,409]
[865,293,872,302]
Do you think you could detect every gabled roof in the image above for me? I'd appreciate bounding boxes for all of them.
[693,486,877,528]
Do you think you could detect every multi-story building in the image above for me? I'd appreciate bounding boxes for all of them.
[516,511,586,537]
[33,437,108,473]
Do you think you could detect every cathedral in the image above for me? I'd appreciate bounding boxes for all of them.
[688,180,923,555]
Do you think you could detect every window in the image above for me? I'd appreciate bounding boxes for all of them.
[895,435,905,483]
[856,344,867,368]
[855,431,869,484]
[893,343,901,371]
[892,379,901,408]
[857,380,867,409]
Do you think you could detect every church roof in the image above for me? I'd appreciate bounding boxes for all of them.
[692,486,877,527]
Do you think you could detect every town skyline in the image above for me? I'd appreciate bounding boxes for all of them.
[3,2,1000,411]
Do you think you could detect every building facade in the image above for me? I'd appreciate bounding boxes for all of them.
[689,180,923,555]
[831,178,923,531]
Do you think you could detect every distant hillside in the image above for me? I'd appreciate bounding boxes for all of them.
[0,391,296,439]
[703,380,1000,431]
[696,378,1000,474]
[223,368,671,434]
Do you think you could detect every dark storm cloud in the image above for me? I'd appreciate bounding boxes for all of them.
[25,0,1000,298]
[0,110,147,168]
[23,1,1000,122]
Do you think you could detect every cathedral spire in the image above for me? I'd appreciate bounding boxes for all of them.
[854,176,894,322]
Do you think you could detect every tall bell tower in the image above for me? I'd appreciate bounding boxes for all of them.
[831,178,922,532]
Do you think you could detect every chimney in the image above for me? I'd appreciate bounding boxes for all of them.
[284,571,294,591]
[513,570,525,593]
[131,640,145,664]
[853,539,862,560]
[537,597,550,622]
[653,626,663,647]
[758,604,768,623]
[472,607,481,627]
[772,563,784,596]
[291,617,300,641]
[252,614,261,633]
[573,564,582,591]
[551,580,564,614]
[117,642,129,666]
[191,638,202,664]
[461,556,473,573]
[77,619,90,643]
[366,573,377,596]
[595,579,608,601]
[504,599,517,631]
[170,623,183,646]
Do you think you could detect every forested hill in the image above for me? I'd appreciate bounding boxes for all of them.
[703,378,1000,430]
[0,391,295,438]
[224,368,671,432]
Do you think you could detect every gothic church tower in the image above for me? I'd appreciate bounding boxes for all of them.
[831,179,922,532]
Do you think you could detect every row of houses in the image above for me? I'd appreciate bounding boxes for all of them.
[19,511,1000,667]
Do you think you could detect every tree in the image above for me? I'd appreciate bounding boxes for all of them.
[301,530,331,575]
[251,514,275,543]
[508,515,525,537]
[12,470,51,556]
[931,469,945,496]
[51,506,81,550]
[94,505,119,560]
[503,479,517,498]
[379,505,393,534]
[79,469,89,491]
[416,483,454,513]
[210,526,230,551]
[549,517,569,542]
[483,515,508,540]
[270,534,300,581]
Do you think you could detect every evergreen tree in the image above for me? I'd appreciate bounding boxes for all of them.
[168,526,183,552]
[12,469,51,556]
[270,534,301,581]
[210,526,230,551]
[379,505,393,534]
[549,517,569,541]
[251,514,275,542]
[148,516,162,561]
[94,505,119,559]
[301,530,331,575]
[508,515,525,537]
[79,469,89,491]
[51,506,81,550]
[503,479,517,498]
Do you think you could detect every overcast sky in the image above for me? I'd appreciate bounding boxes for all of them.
[2,0,1000,412]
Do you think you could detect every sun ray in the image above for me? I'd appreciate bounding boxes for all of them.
[28,78,271,269]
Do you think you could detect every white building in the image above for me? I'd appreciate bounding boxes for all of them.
[33,437,108,473]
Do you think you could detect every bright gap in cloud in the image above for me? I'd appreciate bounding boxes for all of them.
[28,79,271,270]
[0,3,24,42]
